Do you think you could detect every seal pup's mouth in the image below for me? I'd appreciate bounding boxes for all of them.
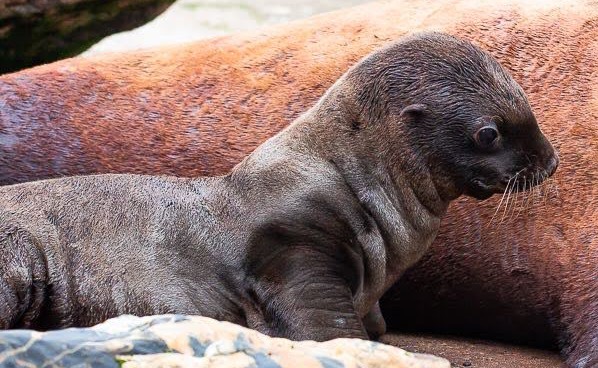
[477,149,559,195]
[470,162,559,201]
[487,160,560,224]
[499,155,559,194]
[469,178,500,200]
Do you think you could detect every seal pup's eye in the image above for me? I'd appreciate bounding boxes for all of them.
[474,126,499,148]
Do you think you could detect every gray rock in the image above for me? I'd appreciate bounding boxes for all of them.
[0,314,450,367]
[0,0,175,74]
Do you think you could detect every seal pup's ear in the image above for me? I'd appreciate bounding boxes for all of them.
[399,104,428,123]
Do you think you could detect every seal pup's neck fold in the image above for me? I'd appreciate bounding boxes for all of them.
[229,83,449,296]
[256,72,451,220]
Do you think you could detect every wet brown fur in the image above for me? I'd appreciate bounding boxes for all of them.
[0,0,596,367]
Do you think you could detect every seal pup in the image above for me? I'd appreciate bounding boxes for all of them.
[0,33,558,340]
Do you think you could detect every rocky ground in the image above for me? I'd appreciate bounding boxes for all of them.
[0,313,563,367]
[0,0,174,73]
[382,334,564,368]
[0,314,450,368]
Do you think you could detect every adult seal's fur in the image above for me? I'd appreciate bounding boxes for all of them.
[0,33,557,339]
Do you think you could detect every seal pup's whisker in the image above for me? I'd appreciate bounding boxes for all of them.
[536,171,543,197]
[535,172,541,195]
[542,172,552,207]
[523,174,535,210]
[505,182,518,221]
[528,172,535,208]
[528,173,536,210]
[507,173,522,221]
[536,172,544,207]
[514,177,528,220]
[500,172,518,224]
[490,175,514,224]
[505,168,526,221]
[531,173,538,202]
[551,177,561,200]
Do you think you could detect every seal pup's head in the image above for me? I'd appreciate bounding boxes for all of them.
[320,32,558,202]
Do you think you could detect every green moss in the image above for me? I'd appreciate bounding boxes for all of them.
[115,357,127,367]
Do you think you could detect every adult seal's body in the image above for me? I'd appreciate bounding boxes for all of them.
[0,33,557,338]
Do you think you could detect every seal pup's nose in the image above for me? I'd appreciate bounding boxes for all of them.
[547,154,559,177]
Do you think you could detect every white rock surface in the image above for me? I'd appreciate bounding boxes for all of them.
[84,0,369,55]
[0,314,450,368]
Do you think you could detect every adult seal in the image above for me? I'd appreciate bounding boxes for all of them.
[0,33,557,339]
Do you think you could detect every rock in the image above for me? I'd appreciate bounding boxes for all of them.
[0,0,175,74]
[0,314,450,367]
[84,0,370,56]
